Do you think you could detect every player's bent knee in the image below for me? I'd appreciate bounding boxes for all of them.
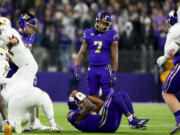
[118,91,128,97]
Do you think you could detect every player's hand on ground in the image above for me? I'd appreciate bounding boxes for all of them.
[74,65,81,80]
[110,70,117,87]
[157,56,167,68]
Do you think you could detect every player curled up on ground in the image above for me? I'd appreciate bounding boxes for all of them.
[67,90,149,132]
[157,7,180,135]
[0,47,62,133]
[74,10,119,100]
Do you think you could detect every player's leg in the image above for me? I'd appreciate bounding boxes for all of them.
[0,93,7,121]
[0,93,11,133]
[32,76,49,131]
[8,96,27,133]
[33,88,63,131]
[87,66,100,96]
[113,91,149,129]
[98,96,122,132]
[100,65,112,101]
[161,64,180,134]
[23,108,36,132]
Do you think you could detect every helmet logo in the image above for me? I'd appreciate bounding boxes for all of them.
[169,10,175,17]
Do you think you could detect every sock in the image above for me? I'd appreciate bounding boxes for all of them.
[120,91,134,114]
[174,110,180,124]
[42,93,55,125]
[127,115,133,122]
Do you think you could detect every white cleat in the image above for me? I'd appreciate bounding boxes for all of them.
[15,117,22,134]
[50,124,63,132]
[33,119,50,130]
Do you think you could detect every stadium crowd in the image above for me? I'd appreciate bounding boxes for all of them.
[0,0,179,72]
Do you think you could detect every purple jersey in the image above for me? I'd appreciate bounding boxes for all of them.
[19,31,35,50]
[67,96,122,132]
[83,28,119,66]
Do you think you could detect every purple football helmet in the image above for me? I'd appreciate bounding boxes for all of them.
[95,10,112,32]
[67,95,79,110]
[18,13,38,36]
[166,9,178,27]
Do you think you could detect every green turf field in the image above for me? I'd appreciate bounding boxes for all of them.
[11,103,175,135]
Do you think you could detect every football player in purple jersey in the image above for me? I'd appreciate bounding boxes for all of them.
[157,8,180,134]
[67,90,149,132]
[74,10,119,100]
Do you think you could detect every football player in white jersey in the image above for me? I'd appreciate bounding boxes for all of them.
[157,8,180,134]
[0,17,38,100]
[0,46,62,133]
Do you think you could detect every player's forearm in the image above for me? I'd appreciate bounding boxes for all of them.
[111,41,118,71]
[112,60,118,71]
[76,98,94,122]
[76,53,85,65]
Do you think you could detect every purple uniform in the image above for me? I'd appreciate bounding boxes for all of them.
[162,54,180,94]
[67,93,123,132]
[83,28,119,95]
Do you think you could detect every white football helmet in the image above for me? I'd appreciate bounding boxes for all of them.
[0,17,11,28]
[0,47,8,60]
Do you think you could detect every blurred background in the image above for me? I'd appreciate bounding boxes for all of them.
[1,0,179,102]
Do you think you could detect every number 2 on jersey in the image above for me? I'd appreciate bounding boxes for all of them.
[94,41,102,53]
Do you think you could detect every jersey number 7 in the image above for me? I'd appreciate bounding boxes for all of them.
[94,41,102,53]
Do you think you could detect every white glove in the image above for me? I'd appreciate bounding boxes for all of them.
[157,56,167,68]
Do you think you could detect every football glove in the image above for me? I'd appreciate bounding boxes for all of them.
[157,56,167,68]
[110,70,117,87]
[74,65,81,80]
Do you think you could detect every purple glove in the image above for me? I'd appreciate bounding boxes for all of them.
[110,70,117,87]
[74,65,81,80]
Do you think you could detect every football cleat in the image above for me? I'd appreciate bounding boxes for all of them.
[170,123,180,134]
[50,124,63,132]
[32,119,50,130]
[129,116,149,129]
[23,125,33,132]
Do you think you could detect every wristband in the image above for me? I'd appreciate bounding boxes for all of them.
[75,92,86,101]
[112,70,117,74]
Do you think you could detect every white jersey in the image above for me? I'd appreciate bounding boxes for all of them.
[164,23,180,58]
[5,28,37,68]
